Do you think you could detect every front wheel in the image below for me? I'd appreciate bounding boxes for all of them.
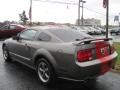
[3,45,12,62]
[36,58,56,86]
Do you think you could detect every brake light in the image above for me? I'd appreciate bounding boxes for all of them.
[77,49,93,62]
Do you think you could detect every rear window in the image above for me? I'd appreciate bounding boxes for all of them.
[49,29,92,42]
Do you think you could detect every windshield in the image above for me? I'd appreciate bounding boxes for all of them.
[49,29,93,42]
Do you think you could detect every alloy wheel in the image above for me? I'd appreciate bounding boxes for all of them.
[38,61,50,83]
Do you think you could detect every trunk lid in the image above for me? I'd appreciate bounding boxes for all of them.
[74,38,115,74]
[74,38,113,62]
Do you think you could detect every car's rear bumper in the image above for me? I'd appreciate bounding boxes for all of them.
[59,52,118,81]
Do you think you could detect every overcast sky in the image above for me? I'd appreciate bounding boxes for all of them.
[0,0,120,25]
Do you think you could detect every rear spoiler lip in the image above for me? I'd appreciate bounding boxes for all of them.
[73,38,113,45]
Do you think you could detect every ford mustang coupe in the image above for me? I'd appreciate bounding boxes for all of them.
[2,25,117,86]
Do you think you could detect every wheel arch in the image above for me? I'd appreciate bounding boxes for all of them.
[2,43,6,49]
[33,49,58,73]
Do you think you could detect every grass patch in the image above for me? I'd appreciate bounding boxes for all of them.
[113,42,120,71]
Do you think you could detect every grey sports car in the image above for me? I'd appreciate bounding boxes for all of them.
[2,25,117,86]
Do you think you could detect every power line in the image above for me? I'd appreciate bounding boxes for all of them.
[33,0,114,18]
[33,0,77,5]
[84,7,106,16]
[84,7,114,19]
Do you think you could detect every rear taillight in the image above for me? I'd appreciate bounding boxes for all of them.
[77,49,93,62]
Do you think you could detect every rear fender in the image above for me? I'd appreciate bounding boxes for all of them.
[32,48,58,71]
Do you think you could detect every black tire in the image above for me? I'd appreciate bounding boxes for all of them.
[84,78,97,88]
[3,45,12,62]
[36,58,56,86]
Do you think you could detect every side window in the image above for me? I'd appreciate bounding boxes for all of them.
[38,32,51,41]
[10,25,16,29]
[0,25,9,30]
[19,30,37,40]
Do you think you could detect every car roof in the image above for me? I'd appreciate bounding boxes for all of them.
[9,24,26,28]
[31,25,71,31]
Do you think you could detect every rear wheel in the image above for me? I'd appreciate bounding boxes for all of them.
[36,58,56,86]
[84,78,97,88]
[3,45,12,62]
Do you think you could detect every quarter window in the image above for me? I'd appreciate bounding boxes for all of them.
[0,25,9,30]
[10,25,16,29]
[38,32,51,41]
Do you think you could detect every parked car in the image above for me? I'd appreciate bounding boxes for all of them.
[101,30,106,35]
[110,28,120,35]
[87,27,102,35]
[87,30,96,35]
[70,26,89,34]
[0,24,26,39]
[74,26,89,34]
[94,27,106,35]
[2,25,117,86]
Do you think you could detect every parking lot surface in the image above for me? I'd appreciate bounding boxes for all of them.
[0,41,120,90]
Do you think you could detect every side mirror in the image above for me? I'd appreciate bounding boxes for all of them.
[12,36,19,40]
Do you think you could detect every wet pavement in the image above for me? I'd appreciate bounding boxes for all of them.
[0,41,120,90]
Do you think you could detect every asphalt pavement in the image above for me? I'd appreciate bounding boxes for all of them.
[0,41,120,90]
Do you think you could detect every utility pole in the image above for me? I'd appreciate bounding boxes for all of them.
[78,0,81,26]
[106,0,109,38]
[29,0,32,26]
[81,1,86,26]
[78,0,86,26]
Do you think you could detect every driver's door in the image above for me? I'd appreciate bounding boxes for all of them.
[9,29,37,64]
